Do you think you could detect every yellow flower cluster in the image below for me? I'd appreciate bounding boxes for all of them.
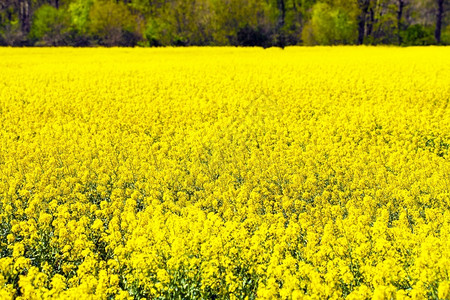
[0,47,449,299]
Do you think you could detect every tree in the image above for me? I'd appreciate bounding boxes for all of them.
[302,1,357,45]
[89,0,141,46]
[19,0,32,34]
[68,0,93,35]
[128,0,168,18]
[29,4,70,45]
[435,0,444,43]
[170,0,214,45]
[212,0,274,46]
[276,0,287,47]
[356,0,370,44]
[363,0,410,45]
[0,0,446,46]
[396,0,405,44]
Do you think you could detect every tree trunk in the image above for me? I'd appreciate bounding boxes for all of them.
[19,0,31,34]
[277,0,285,28]
[357,0,370,45]
[366,7,375,38]
[397,0,404,45]
[277,0,286,48]
[435,0,444,44]
[357,16,365,45]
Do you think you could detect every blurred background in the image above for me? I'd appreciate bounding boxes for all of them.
[0,0,449,47]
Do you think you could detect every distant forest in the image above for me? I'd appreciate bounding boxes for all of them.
[0,0,449,47]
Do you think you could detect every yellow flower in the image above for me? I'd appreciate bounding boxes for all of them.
[438,281,450,300]
[12,243,24,258]
[1,47,449,298]
[91,219,103,231]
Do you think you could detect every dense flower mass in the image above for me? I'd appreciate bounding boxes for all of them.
[0,47,449,299]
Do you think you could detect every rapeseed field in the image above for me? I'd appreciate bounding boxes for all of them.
[0,47,449,299]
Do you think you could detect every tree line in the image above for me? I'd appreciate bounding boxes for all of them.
[0,0,448,47]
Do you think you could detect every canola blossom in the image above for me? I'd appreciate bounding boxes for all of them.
[0,47,450,299]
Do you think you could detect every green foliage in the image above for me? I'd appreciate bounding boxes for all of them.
[364,2,398,45]
[0,20,24,46]
[89,0,141,46]
[142,0,215,46]
[29,5,71,46]
[128,0,167,18]
[144,18,175,46]
[0,5,29,46]
[280,0,309,45]
[441,25,450,45]
[169,0,214,46]
[0,0,447,46]
[302,2,357,45]
[68,0,93,35]
[212,0,275,46]
[401,24,435,46]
